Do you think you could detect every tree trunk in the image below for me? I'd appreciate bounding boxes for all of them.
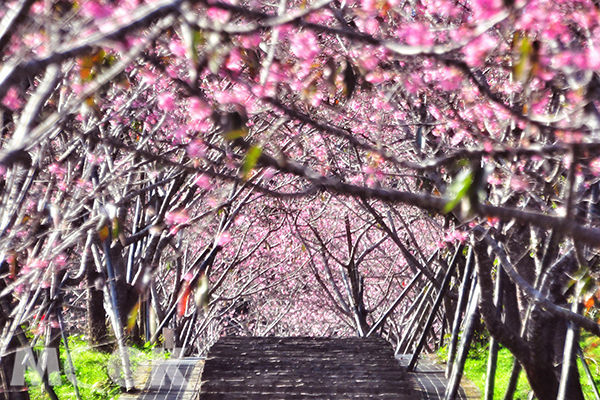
[475,235,584,400]
[557,301,584,400]
[0,260,30,400]
[0,321,30,400]
[446,246,474,378]
[445,284,480,400]
[408,244,462,371]
[484,266,504,400]
[86,256,108,351]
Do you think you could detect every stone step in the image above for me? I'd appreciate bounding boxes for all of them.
[199,337,417,400]
[200,391,416,400]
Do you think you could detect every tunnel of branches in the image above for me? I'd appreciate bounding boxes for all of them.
[2,0,600,399]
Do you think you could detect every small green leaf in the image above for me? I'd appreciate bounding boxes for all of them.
[513,33,532,82]
[570,265,590,281]
[223,128,247,141]
[194,273,210,312]
[126,301,140,333]
[182,23,204,65]
[98,224,110,242]
[208,50,225,74]
[564,278,577,294]
[578,276,595,299]
[241,146,262,180]
[443,169,474,214]
[112,217,121,240]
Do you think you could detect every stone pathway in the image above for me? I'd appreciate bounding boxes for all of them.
[397,354,480,400]
[200,336,417,400]
[119,358,204,400]
[118,338,478,400]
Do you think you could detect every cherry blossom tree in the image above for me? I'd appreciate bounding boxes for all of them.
[1,0,600,399]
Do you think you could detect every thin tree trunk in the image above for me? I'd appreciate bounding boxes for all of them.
[502,359,522,400]
[86,236,108,350]
[397,284,431,353]
[557,300,584,400]
[446,246,474,378]
[408,245,462,371]
[484,267,505,400]
[445,283,480,400]
[103,240,134,391]
[402,284,434,353]
[502,237,563,400]
[0,330,30,400]
[367,270,423,337]
[0,258,31,400]
[57,309,82,400]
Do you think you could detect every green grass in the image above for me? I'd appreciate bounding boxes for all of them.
[440,335,600,400]
[461,346,532,400]
[25,336,120,400]
[580,333,600,399]
[24,336,165,400]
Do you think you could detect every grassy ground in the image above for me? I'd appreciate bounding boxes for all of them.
[25,336,163,400]
[461,346,532,400]
[25,336,120,400]
[441,334,600,400]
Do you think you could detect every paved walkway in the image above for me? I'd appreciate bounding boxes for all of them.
[200,336,417,400]
[117,339,478,400]
[119,358,203,400]
[397,354,480,400]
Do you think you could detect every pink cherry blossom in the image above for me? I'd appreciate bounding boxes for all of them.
[290,31,320,60]
[464,34,498,67]
[471,0,503,20]
[510,176,530,192]
[195,174,213,189]
[80,1,113,19]
[189,98,212,121]
[226,48,244,74]
[157,92,176,111]
[48,163,67,178]
[217,231,232,246]
[399,23,434,47]
[207,7,230,24]
[165,210,189,226]
[444,230,469,243]
[587,47,600,70]
[169,40,187,58]
[2,87,23,111]
[239,34,262,48]
[590,158,600,176]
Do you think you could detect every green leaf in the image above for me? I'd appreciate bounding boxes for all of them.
[443,169,474,214]
[241,146,262,180]
[126,301,140,333]
[578,276,595,299]
[208,50,224,74]
[98,224,110,242]
[223,128,247,141]
[182,23,204,65]
[194,273,210,312]
[79,49,105,82]
[112,217,121,240]
[570,264,590,281]
[513,33,532,82]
